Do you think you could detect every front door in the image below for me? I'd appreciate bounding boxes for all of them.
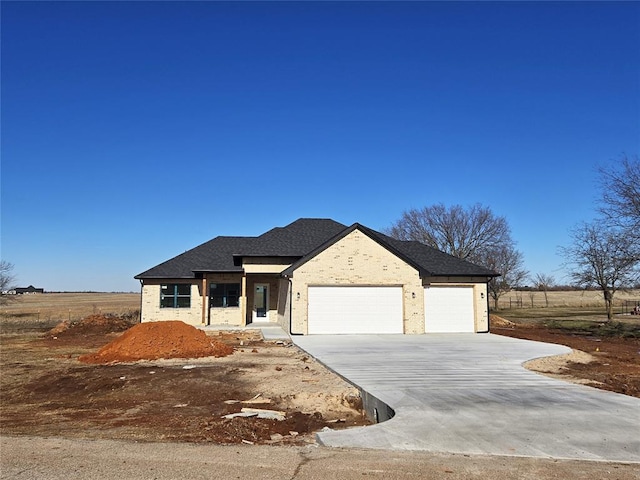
[252,284,269,322]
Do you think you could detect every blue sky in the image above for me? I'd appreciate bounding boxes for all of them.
[2,1,639,292]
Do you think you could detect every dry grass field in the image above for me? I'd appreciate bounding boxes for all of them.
[497,289,640,323]
[0,292,140,328]
[498,288,640,309]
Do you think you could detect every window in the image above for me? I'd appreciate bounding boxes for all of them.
[160,284,191,308]
[210,283,240,308]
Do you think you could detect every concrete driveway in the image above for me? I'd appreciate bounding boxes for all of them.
[293,334,640,462]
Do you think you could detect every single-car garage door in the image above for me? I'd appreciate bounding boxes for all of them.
[424,286,475,333]
[308,286,403,334]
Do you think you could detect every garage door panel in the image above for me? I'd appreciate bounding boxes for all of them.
[425,287,475,333]
[308,286,403,334]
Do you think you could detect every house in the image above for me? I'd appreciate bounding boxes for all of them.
[135,219,499,334]
[14,285,44,294]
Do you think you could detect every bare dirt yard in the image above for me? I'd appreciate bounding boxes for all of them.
[491,314,640,398]
[0,298,367,445]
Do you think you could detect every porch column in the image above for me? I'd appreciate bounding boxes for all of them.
[201,276,208,325]
[241,274,247,326]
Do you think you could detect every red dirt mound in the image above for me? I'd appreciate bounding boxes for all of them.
[50,314,136,337]
[79,321,234,364]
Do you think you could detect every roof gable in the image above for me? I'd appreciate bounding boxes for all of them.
[281,223,417,276]
[283,223,498,278]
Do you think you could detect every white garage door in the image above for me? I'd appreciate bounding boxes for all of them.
[308,286,403,334]
[424,287,475,333]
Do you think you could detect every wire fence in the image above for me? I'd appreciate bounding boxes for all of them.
[496,290,640,313]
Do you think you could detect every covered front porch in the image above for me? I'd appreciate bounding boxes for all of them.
[198,272,290,329]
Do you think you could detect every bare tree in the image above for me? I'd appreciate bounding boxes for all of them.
[532,273,555,307]
[526,289,536,308]
[599,155,640,238]
[0,260,17,306]
[482,245,528,310]
[385,203,512,265]
[560,221,639,320]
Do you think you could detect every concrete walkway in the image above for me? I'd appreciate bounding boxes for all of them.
[200,323,290,341]
[293,334,640,462]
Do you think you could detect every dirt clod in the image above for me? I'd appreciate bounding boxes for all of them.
[489,314,515,327]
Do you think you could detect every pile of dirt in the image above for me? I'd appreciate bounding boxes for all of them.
[50,314,137,337]
[79,321,234,364]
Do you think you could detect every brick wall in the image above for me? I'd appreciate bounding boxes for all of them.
[140,281,202,326]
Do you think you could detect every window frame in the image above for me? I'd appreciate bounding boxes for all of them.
[209,283,241,308]
[160,283,191,308]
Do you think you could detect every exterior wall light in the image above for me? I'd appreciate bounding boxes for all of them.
[296,292,300,300]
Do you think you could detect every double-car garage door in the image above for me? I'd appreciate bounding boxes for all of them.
[308,285,476,334]
[308,286,403,334]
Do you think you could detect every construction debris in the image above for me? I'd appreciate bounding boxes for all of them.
[241,393,272,405]
[224,393,272,405]
[222,407,286,421]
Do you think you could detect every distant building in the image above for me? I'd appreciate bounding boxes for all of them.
[14,285,44,294]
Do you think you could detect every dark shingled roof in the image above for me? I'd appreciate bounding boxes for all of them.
[135,218,498,280]
[359,225,498,277]
[135,219,347,279]
[249,218,347,256]
[135,237,254,278]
